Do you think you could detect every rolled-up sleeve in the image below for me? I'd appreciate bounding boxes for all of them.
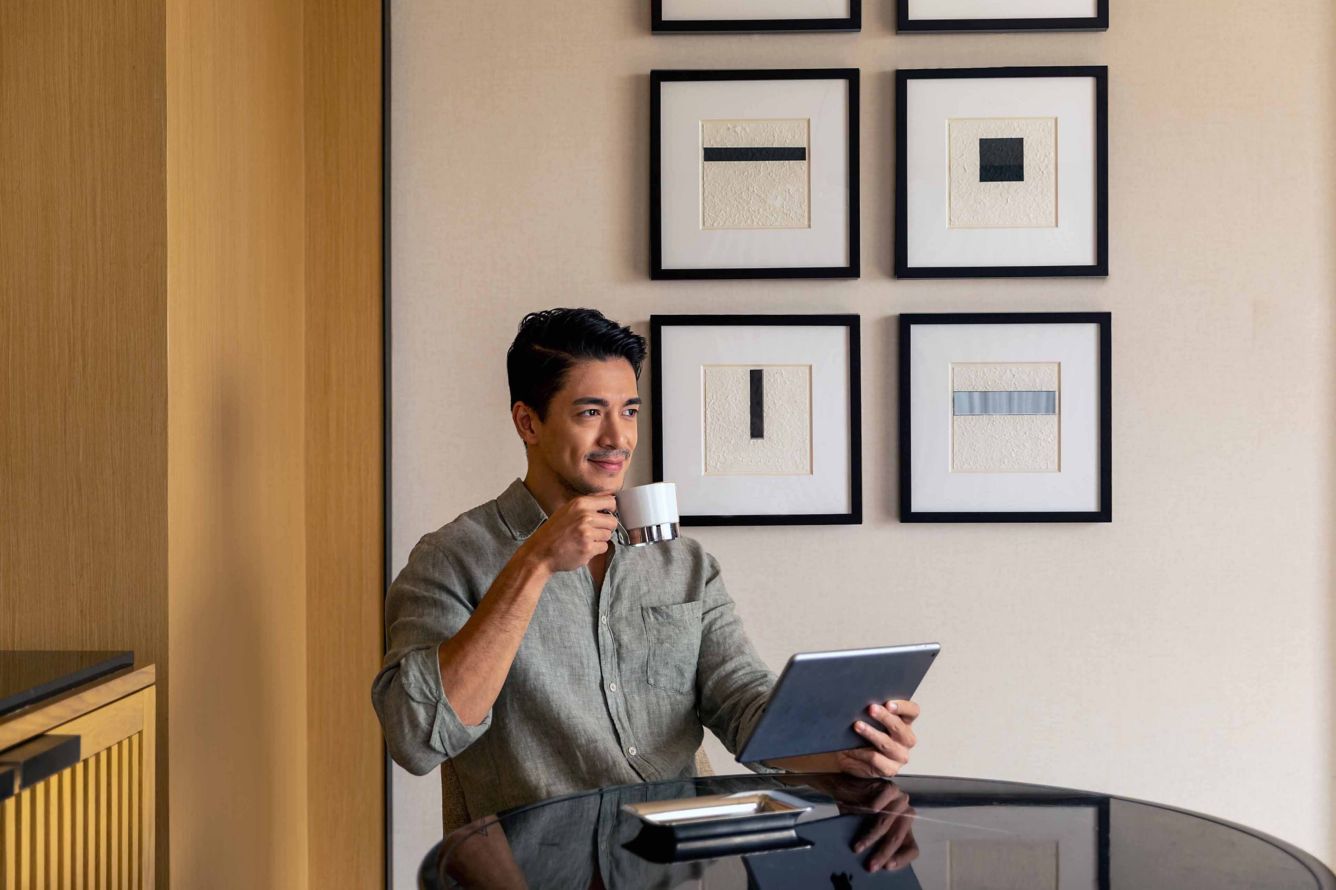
[371,537,492,775]
[693,550,782,774]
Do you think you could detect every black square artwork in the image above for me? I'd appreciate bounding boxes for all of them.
[979,137,1024,182]
[895,65,1109,279]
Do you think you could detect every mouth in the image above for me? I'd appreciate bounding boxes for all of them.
[589,458,625,474]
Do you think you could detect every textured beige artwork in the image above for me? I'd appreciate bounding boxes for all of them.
[703,364,812,475]
[948,117,1057,229]
[951,362,1059,473]
[701,119,810,230]
[947,840,1059,890]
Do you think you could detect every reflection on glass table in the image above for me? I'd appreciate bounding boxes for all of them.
[419,773,1336,890]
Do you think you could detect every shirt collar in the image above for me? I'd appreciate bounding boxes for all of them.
[496,477,631,546]
[497,478,548,541]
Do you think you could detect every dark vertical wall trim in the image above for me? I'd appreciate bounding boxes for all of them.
[381,0,395,886]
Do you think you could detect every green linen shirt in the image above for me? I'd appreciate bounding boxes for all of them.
[371,478,779,821]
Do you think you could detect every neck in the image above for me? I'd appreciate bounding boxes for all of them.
[521,464,582,518]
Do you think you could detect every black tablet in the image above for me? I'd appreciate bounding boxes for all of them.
[737,643,940,764]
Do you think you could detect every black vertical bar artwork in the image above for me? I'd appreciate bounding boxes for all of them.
[749,368,764,439]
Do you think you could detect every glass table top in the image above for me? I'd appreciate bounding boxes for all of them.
[422,773,1335,890]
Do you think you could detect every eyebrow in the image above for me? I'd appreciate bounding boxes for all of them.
[572,397,642,407]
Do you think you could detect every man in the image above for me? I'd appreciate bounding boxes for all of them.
[372,308,921,824]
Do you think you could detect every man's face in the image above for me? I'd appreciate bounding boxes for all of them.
[527,358,640,496]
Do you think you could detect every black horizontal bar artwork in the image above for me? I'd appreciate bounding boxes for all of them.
[703,147,808,163]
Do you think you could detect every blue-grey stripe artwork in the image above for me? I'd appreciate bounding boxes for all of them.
[953,391,1057,416]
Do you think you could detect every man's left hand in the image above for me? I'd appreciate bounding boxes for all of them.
[832,699,919,779]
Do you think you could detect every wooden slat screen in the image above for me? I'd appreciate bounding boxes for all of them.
[0,688,153,888]
[0,735,144,889]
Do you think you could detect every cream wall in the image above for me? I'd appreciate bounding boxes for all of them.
[389,0,1336,879]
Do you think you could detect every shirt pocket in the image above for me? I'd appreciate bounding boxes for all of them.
[641,601,703,694]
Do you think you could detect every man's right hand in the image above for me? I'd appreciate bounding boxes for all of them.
[520,495,619,574]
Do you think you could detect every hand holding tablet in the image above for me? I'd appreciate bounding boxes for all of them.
[737,643,940,768]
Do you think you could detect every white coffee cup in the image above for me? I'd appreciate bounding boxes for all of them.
[615,482,680,546]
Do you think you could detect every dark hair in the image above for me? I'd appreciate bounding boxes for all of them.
[507,308,647,419]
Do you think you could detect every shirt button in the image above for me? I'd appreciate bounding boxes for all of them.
[608,682,617,692]
[627,746,637,756]
[600,614,608,624]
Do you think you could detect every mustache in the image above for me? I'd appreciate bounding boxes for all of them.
[588,450,630,462]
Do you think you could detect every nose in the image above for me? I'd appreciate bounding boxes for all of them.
[598,416,630,452]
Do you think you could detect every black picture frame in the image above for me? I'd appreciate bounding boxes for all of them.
[651,69,860,280]
[653,0,861,33]
[895,66,1109,279]
[651,314,862,526]
[896,0,1108,32]
[899,312,1112,523]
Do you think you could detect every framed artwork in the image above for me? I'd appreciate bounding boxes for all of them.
[651,70,860,280]
[899,312,1111,522]
[654,0,861,33]
[895,66,1108,278]
[651,315,862,525]
[897,0,1108,32]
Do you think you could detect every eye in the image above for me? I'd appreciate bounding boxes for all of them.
[623,408,639,418]
[580,408,599,417]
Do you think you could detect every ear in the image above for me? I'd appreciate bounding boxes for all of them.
[512,401,541,446]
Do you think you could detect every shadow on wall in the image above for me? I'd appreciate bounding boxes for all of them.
[172,372,288,885]
[618,72,648,284]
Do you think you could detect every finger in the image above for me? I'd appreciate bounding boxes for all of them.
[888,699,921,724]
[835,750,882,780]
[834,750,869,779]
[867,781,906,815]
[869,814,915,872]
[853,809,895,855]
[868,704,917,748]
[581,525,614,544]
[578,495,620,513]
[898,831,921,866]
[854,720,912,764]
[841,747,903,779]
[851,787,909,852]
[581,523,618,543]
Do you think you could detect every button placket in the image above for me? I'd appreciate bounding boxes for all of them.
[596,544,639,764]
[598,540,619,685]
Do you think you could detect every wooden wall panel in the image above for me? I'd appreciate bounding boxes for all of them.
[0,0,169,880]
[3,0,385,883]
[303,0,386,886]
[166,0,311,885]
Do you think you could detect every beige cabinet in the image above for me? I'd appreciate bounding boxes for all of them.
[0,666,155,888]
